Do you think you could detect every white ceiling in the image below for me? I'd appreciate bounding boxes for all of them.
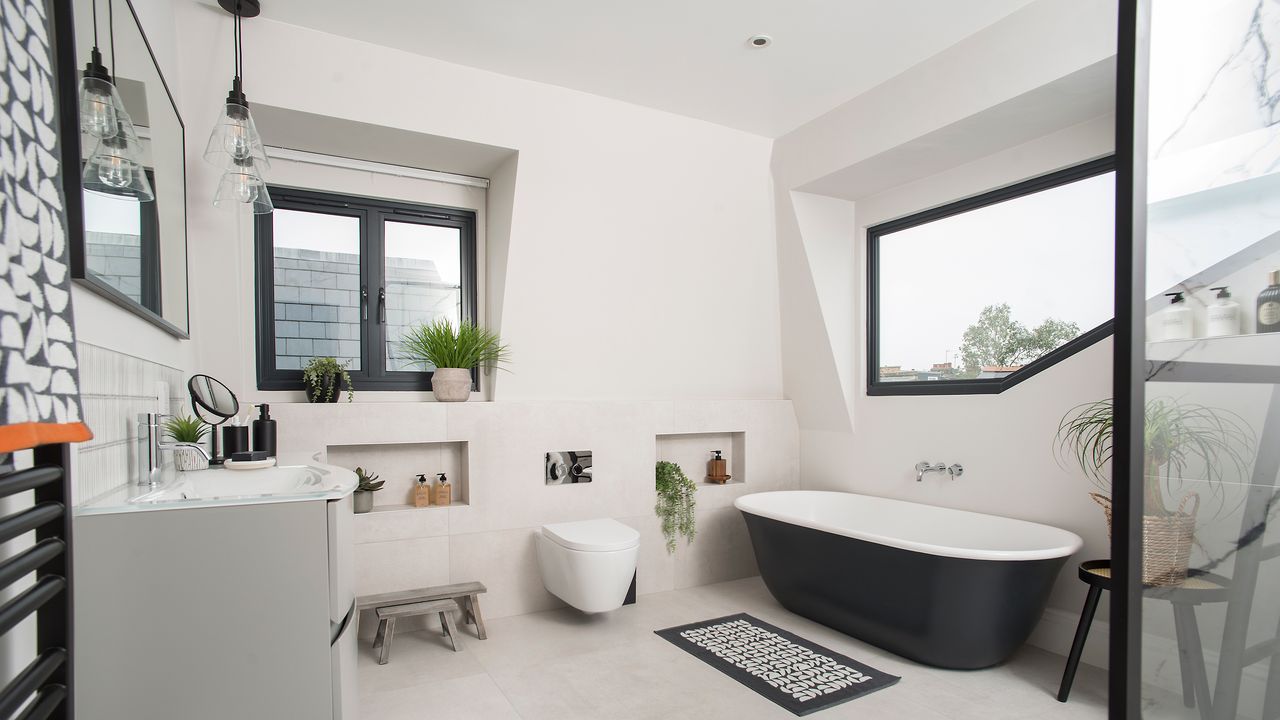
[258,0,1037,138]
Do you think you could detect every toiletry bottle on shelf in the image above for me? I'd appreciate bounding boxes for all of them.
[707,450,730,484]
[1206,287,1241,338]
[1259,271,1280,334]
[252,403,277,457]
[434,473,451,506]
[414,474,432,508]
[1160,292,1193,340]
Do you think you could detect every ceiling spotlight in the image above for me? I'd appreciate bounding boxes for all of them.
[748,34,772,49]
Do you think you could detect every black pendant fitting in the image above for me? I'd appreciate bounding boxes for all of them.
[82,46,112,82]
[224,76,250,109]
[217,0,261,18]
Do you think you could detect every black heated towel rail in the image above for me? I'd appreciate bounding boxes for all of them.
[0,444,73,720]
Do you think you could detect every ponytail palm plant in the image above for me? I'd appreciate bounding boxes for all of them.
[1056,397,1256,516]
[399,318,510,371]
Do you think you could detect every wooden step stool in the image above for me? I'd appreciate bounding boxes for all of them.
[358,581,488,665]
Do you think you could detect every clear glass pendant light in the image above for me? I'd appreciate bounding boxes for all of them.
[78,0,153,202]
[82,123,154,201]
[203,83,269,170]
[213,159,273,214]
[205,10,272,213]
[79,49,126,140]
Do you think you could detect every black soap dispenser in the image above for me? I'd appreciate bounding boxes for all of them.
[252,403,277,457]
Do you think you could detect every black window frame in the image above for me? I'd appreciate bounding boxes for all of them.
[255,186,479,393]
[867,155,1117,397]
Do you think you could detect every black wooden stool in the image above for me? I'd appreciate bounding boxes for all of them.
[1058,559,1229,719]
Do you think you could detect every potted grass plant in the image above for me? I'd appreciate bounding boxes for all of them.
[655,461,697,553]
[399,318,510,402]
[353,467,384,514]
[163,414,210,471]
[1056,397,1255,585]
[303,357,354,403]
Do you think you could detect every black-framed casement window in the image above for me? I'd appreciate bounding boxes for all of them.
[255,187,478,391]
[867,156,1116,396]
[81,169,161,314]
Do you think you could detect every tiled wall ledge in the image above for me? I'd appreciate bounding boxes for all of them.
[73,343,186,505]
[269,399,799,631]
[656,431,746,486]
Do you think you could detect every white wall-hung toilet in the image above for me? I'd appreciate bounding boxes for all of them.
[536,518,640,613]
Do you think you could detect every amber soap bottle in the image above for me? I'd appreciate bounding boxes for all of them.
[413,474,432,508]
[434,473,452,506]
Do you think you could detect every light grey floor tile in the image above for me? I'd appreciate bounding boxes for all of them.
[357,576,1108,720]
[359,672,522,720]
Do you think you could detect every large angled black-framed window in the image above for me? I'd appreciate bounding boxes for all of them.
[867,156,1116,396]
[255,187,478,392]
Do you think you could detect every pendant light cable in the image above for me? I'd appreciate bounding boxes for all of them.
[90,0,99,47]
[107,0,115,78]
[234,13,243,86]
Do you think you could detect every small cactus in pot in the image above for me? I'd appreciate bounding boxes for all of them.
[353,467,384,513]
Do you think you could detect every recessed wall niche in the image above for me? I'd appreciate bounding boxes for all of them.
[326,441,470,509]
[655,432,746,486]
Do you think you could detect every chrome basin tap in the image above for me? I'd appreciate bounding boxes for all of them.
[136,413,211,486]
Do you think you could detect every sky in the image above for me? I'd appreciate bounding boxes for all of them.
[273,208,462,286]
[83,191,142,235]
[877,172,1116,371]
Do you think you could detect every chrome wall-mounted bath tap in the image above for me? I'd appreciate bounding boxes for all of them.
[915,462,945,482]
[915,461,964,481]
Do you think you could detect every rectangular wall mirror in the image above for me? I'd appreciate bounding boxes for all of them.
[54,0,189,336]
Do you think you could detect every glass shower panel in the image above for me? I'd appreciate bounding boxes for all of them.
[1141,1,1280,717]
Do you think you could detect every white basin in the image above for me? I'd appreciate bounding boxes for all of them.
[131,465,340,504]
[76,463,358,516]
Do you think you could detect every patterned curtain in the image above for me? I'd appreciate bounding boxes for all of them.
[0,0,92,452]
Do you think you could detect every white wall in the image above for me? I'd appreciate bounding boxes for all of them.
[770,0,1120,661]
[172,5,782,405]
[269,399,799,629]
[809,117,1116,619]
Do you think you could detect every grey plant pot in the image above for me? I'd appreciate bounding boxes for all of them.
[353,490,374,513]
[432,368,473,402]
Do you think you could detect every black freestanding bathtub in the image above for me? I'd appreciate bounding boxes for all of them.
[736,491,1082,670]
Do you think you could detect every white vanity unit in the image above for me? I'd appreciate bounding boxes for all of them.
[74,464,358,720]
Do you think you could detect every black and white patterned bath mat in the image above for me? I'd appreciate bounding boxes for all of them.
[655,613,899,716]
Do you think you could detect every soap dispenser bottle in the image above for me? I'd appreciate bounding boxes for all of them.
[1160,292,1194,340]
[252,403,277,457]
[1206,287,1241,338]
[414,474,432,508]
[434,473,452,506]
[707,450,730,484]
[1259,271,1280,333]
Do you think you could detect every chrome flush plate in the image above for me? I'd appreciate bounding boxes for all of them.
[545,451,592,485]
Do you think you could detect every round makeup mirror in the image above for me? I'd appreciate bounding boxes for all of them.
[188,374,239,421]
[188,375,239,463]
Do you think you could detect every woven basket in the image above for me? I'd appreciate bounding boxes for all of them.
[1091,492,1199,587]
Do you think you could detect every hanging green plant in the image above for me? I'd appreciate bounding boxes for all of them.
[655,461,696,553]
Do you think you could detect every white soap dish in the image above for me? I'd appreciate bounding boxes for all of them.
[224,458,277,471]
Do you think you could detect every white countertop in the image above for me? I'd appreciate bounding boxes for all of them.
[76,462,357,516]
